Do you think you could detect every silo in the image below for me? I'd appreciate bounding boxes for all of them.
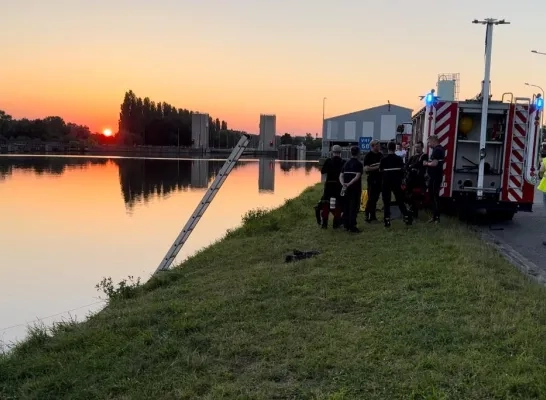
[259,114,276,150]
[437,73,460,101]
[191,113,209,149]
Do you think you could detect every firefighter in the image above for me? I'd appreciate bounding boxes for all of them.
[537,156,546,245]
[380,141,412,227]
[423,135,445,223]
[340,146,363,233]
[317,145,345,229]
[363,139,383,222]
[405,141,428,217]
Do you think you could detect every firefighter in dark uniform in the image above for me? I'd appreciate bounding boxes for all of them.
[317,145,345,229]
[405,141,428,218]
[423,135,445,223]
[362,139,383,222]
[340,146,364,233]
[380,141,412,227]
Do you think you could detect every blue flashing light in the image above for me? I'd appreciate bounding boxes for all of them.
[536,97,544,111]
[425,93,434,106]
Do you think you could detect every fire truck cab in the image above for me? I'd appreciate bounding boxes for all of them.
[409,92,543,220]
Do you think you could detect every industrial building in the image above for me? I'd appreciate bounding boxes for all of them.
[259,114,276,151]
[191,113,209,149]
[321,103,412,156]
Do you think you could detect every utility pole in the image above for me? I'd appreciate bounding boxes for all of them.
[472,18,509,198]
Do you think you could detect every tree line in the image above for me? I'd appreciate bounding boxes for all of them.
[0,110,98,144]
[117,90,247,147]
[280,133,322,150]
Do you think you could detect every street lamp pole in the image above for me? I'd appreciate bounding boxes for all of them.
[322,97,327,146]
[531,49,546,56]
[322,97,327,122]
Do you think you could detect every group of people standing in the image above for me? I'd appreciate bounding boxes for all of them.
[317,136,445,232]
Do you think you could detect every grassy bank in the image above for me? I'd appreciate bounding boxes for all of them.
[2,184,546,399]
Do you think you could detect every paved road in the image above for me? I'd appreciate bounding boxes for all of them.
[485,189,546,270]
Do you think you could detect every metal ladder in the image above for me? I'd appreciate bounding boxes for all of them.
[508,98,530,193]
[154,134,251,274]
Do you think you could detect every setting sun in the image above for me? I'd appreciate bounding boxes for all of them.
[102,128,112,137]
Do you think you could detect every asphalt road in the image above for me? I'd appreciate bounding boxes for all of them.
[484,189,546,270]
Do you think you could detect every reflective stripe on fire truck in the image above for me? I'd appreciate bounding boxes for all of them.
[433,102,457,197]
[507,103,529,202]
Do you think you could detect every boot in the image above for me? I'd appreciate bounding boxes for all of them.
[404,214,413,226]
[384,218,391,228]
[314,203,322,225]
[332,218,342,229]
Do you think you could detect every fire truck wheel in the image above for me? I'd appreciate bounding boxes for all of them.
[497,211,515,221]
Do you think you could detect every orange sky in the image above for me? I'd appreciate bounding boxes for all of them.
[1,0,546,135]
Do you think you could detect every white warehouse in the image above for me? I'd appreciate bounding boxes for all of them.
[321,103,412,156]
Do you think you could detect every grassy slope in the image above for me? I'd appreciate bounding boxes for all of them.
[2,184,546,399]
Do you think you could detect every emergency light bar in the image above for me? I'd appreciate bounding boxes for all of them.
[536,95,544,111]
[423,89,439,106]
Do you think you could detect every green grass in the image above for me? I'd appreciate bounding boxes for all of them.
[2,184,546,399]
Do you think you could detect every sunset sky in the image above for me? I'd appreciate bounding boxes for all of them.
[1,0,545,135]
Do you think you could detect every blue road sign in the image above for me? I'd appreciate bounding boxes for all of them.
[359,137,372,151]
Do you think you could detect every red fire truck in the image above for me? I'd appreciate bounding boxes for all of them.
[409,92,543,220]
[407,19,544,220]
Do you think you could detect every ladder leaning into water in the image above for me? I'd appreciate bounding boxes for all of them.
[154,134,251,274]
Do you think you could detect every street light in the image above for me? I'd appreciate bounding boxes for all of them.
[531,50,546,56]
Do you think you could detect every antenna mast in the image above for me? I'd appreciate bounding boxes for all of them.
[471,18,509,198]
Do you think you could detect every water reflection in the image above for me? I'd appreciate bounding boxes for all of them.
[0,156,108,178]
[0,155,320,346]
[259,158,275,192]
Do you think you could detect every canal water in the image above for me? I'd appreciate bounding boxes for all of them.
[0,155,320,347]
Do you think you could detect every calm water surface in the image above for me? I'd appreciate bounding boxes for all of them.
[0,155,320,346]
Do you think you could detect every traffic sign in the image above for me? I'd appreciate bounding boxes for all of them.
[359,137,372,151]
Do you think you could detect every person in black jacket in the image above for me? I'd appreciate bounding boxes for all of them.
[362,139,383,222]
[340,146,363,233]
[317,145,345,228]
[405,141,428,218]
[423,135,445,223]
[380,141,412,228]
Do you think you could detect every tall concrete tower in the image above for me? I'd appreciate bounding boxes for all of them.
[259,114,276,151]
[191,113,209,149]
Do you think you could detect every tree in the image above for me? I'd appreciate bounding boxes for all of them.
[280,133,293,145]
[116,90,233,146]
[0,109,92,143]
[0,110,12,137]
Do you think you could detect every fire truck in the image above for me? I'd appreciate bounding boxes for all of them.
[408,19,544,220]
[410,92,543,220]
